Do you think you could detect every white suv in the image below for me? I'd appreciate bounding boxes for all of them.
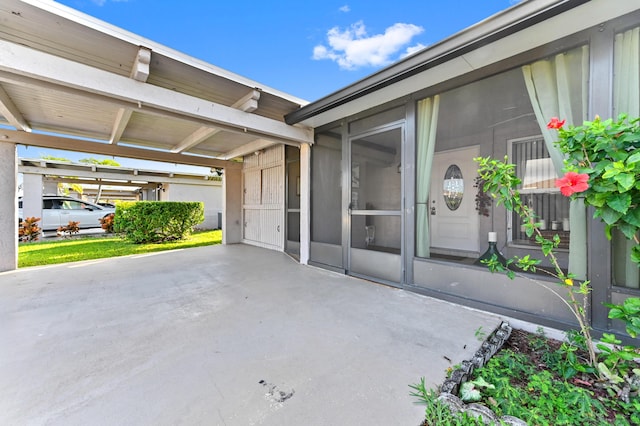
[18,196,116,231]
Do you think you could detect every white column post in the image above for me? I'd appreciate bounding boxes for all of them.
[0,143,18,272]
[222,167,242,244]
[299,142,311,265]
[21,173,43,222]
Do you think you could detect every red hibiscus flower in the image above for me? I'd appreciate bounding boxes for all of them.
[555,172,589,196]
[547,117,566,129]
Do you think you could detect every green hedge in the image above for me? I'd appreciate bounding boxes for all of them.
[114,201,205,243]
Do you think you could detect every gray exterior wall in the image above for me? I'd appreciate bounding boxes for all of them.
[306,9,640,339]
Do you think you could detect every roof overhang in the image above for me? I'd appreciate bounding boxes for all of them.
[0,0,313,167]
[286,0,638,128]
[19,158,222,186]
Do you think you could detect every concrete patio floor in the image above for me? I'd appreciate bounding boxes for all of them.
[0,244,503,425]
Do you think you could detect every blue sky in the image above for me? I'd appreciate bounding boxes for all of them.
[57,0,519,101]
[20,0,520,170]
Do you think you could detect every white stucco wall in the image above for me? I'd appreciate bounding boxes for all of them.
[165,182,222,229]
[0,143,18,272]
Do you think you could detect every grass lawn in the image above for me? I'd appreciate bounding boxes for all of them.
[18,229,222,268]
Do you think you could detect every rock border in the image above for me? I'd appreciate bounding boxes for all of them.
[435,321,527,425]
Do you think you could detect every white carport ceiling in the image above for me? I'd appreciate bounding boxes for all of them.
[0,0,312,168]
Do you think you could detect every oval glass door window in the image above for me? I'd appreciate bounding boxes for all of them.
[443,164,464,211]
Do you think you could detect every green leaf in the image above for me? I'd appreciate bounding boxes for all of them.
[623,297,640,314]
[632,246,640,265]
[600,207,623,225]
[592,180,618,193]
[470,377,495,389]
[627,151,640,164]
[614,173,635,191]
[628,322,640,338]
[622,208,640,228]
[606,192,632,213]
[586,192,607,207]
[608,307,625,319]
[460,382,481,402]
[604,224,613,240]
[598,363,625,384]
[618,222,638,240]
[602,167,620,179]
[600,333,621,345]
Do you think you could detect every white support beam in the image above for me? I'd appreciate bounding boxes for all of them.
[0,84,30,132]
[18,165,220,186]
[1,130,241,170]
[108,48,150,145]
[0,143,17,272]
[170,89,261,154]
[222,167,242,244]
[0,40,313,145]
[171,127,220,153]
[219,138,276,161]
[130,47,151,82]
[109,108,133,144]
[299,143,311,265]
[231,89,261,113]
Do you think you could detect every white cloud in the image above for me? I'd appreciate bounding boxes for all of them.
[401,43,426,59]
[339,5,350,13]
[313,21,424,70]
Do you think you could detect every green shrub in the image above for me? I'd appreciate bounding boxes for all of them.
[114,201,204,243]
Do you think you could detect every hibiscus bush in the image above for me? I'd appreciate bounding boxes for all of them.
[475,114,640,387]
[475,155,597,368]
[554,114,640,265]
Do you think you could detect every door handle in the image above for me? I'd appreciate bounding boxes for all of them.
[431,207,436,215]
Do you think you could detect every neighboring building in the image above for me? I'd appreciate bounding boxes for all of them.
[18,158,223,229]
[284,0,640,338]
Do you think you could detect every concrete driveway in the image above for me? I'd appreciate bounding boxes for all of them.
[0,244,502,425]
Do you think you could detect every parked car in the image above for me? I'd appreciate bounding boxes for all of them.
[18,195,116,231]
[97,202,116,208]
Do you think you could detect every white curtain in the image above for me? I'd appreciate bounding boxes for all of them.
[522,45,589,280]
[613,27,640,288]
[416,95,440,258]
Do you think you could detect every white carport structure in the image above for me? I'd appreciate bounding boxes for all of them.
[0,0,313,271]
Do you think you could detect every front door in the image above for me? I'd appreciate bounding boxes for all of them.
[348,125,403,285]
[430,146,480,255]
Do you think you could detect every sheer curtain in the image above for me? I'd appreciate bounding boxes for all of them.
[522,45,589,280]
[613,27,640,288]
[415,95,440,258]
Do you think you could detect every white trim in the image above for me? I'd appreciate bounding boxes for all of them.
[0,39,313,146]
[300,143,311,265]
